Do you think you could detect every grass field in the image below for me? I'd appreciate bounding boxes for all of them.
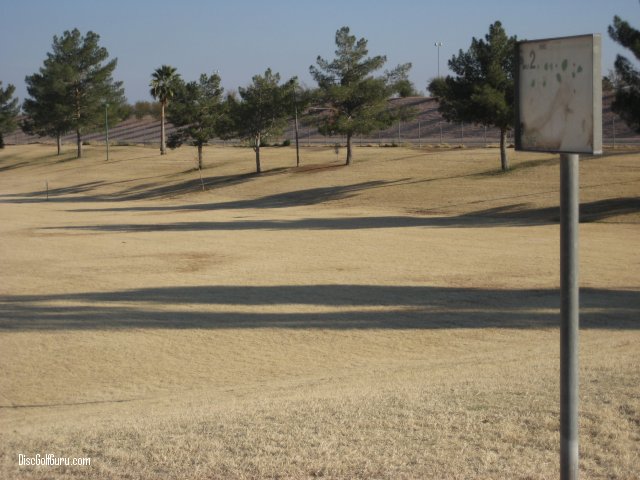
[0,143,638,479]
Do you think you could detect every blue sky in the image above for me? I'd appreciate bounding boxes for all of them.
[1,0,637,103]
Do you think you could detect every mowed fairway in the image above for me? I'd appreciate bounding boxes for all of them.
[0,143,638,479]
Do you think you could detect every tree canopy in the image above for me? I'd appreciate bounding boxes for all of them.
[226,69,298,173]
[428,21,516,171]
[0,82,20,149]
[608,14,640,133]
[23,29,126,158]
[22,67,74,154]
[150,65,181,155]
[166,72,226,169]
[310,26,414,165]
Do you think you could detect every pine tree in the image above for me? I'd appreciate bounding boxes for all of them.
[0,82,20,149]
[23,69,73,155]
[310,26,413,165]
[608,14,640,133]
[226,69,296,174]
[166,72,226,170]
[26,29,126,158]
[429,21,516,171]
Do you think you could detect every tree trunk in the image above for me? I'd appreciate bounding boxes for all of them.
[255,133,262,174]
[197,144,203,170]
[76,129,82,158]
[56,134,62,155]
[160,102,166,155]
[500,128,509,171]
[346,133,353,166]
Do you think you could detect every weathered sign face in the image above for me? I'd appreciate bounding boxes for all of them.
[515,34,602,154]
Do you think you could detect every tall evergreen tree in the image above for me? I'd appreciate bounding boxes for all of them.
[0,82,20,149]
[226,69,295,174]
[27,29,126,158]
[166,72,226,170]
[22,69,73,155]
[608,14,640,133]
[150,65,181,155]
[428,21,516,171]
[310,26,414,165]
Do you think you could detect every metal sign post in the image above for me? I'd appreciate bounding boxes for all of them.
[516,34,601,480]
[560,152,579,479]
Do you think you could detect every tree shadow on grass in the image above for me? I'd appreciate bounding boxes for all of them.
[0,161,32,173]
[51,180,401,212]
[0,285,637,331]
[451,197,640,225]
[46,197,640,233]
[0,173,399,207]
[0,174,261,204]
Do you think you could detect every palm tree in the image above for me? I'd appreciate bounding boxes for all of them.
[150,65,181,155]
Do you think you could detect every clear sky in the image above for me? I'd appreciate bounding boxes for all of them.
[1,0,637,103]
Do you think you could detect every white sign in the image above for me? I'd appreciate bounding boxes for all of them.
[515,34,602,154]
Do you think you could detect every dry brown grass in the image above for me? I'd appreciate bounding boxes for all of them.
[0,143,638,479]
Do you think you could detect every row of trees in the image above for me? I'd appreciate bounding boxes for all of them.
[152,67,302,173]
[3,26,413,171]
[2,16,639,173]
[152,26,415,171]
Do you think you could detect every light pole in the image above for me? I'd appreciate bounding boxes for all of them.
[434,41,443,78]
[435,42,444,144]
[104,102,109,161]
[292,83,300,167]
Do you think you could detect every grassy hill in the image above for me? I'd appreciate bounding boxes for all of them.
[0,144,638,478]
